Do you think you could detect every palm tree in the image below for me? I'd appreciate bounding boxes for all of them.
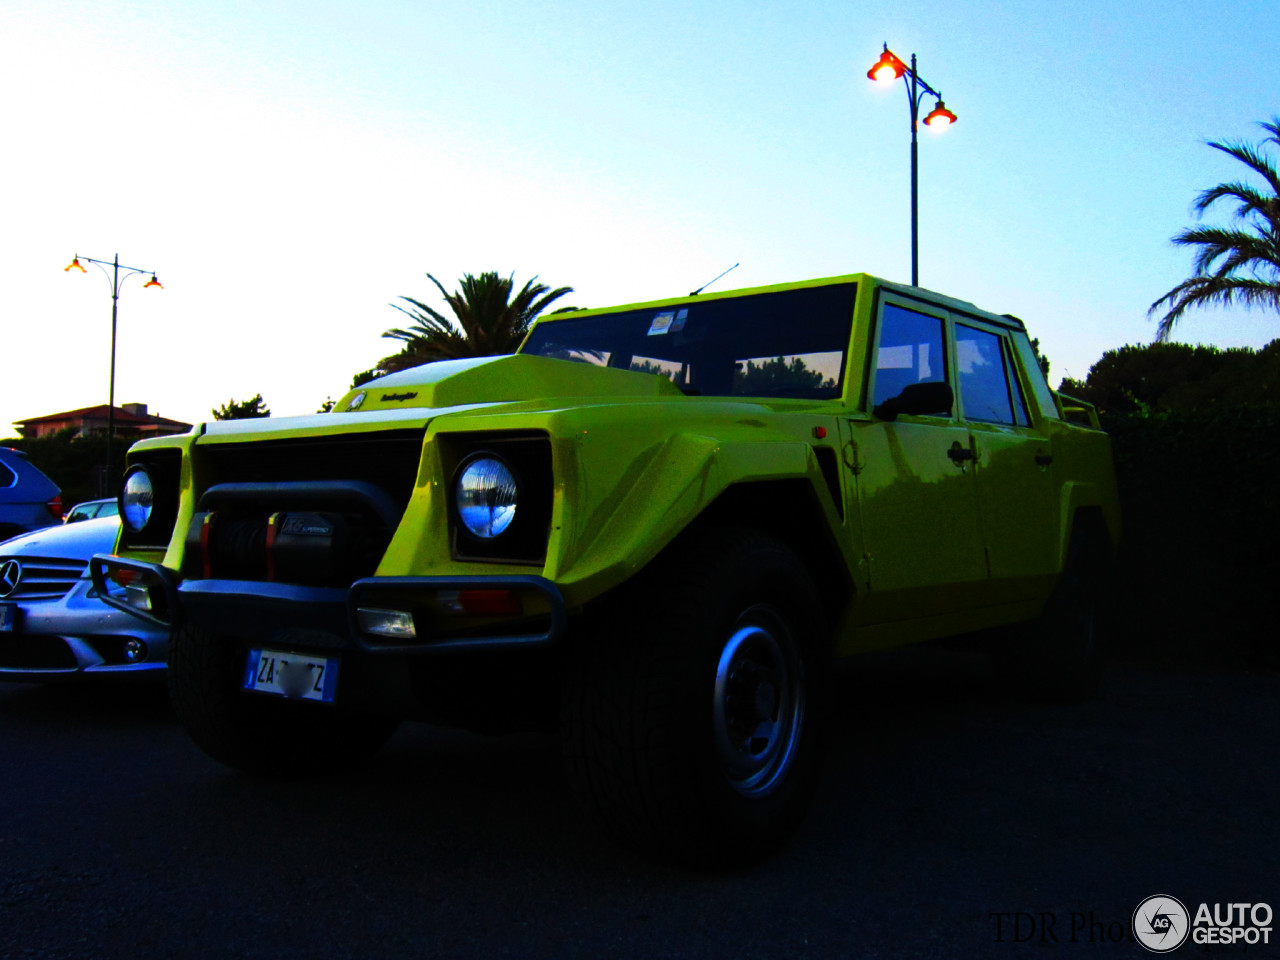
[377,272,575,373]
[1149,118,1280,341]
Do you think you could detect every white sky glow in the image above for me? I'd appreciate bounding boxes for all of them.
[3,0,1278,435]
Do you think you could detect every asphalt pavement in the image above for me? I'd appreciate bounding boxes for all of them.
[2,650,1276,960]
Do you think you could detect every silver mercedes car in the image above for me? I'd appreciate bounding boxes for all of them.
[0,516,169,680]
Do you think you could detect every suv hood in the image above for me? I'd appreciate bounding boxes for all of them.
[335,354,682,413]
[197,354,687,442]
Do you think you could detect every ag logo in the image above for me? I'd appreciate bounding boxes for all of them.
[1134,895,1190,953]
[0,559,21,598]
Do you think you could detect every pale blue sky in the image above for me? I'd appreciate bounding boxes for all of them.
[3,0,1278,433]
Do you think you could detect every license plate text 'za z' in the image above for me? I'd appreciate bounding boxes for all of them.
[243,648,339,703]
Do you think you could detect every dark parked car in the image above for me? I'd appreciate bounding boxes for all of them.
[0,447,63,542]
[0,517,169,680]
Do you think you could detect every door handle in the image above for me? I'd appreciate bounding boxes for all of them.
[1035,454,1053,466]
[947,442,974,463]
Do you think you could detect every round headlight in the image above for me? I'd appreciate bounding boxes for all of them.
[456,455,518,539]
[120,467,155,533]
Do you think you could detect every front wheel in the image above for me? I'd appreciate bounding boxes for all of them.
[562,527,830,867]
[167,625,398,776]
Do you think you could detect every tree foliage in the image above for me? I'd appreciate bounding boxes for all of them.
[1104,402,1280,667]
[1149,117,1280,340]
[212,394,270,420]
[1029,337,1051,379]
[378,271,575,373]
[1058,339,1280,414]
[318,369,380,413]
[1,428,126,503]
[733,356,835,396]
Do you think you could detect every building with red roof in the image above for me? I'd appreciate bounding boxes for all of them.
[12,403,191,440]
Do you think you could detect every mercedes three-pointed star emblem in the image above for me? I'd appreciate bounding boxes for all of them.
[0,559,21,599]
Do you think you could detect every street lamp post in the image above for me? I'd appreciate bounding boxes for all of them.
[64,254,162,494]
[867,44,957,287]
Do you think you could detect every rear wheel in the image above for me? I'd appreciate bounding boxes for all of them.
[563,527,829,867]
[997,528,1107,702]
[167,624,398,776]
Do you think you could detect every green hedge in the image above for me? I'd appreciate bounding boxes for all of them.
[1102,404,1280,668]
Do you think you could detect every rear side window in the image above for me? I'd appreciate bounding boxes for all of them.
[872,304,948,411]
[956,324,1028,425]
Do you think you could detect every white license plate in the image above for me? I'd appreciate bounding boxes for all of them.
[243,649,338,703]
[0,602,16,632]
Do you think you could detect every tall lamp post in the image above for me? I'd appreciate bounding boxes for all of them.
[867,44,957,287]
[64,254,163,494]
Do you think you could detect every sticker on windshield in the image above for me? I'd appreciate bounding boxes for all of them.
[647,308,688,336]
[647,311,676,336]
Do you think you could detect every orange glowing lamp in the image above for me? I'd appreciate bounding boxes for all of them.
[65,257,86,273]
[144,274,163,289]
[923,100,957,127]
[867,47,906,82]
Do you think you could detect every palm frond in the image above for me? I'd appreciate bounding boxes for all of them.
[1170,226,1280,277]
[1205,138,1280,200]
[1149,276,1280,341]
[1193,180,1280,225]
[376,270,575,367]
[1151,118,1280,339]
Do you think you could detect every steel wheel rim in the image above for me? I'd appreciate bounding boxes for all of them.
[712,606,806,798]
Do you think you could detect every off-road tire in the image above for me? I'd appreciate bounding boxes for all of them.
[167,625,398,775]
[562,526,830,867]
[998,528,1108,702]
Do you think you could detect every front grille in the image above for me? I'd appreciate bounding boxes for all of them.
[0,636,78,670]
[197,430,426,509]
[182,430,427,587]
[0,557,85,601]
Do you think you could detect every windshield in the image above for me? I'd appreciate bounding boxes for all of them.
[520,282,856,400]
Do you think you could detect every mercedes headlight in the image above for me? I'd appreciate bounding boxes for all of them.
[456,455,518,539]
[120,466,155,533]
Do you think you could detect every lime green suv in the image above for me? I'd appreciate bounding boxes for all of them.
[94,273,1119,865]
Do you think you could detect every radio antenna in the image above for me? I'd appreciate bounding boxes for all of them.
[690,263,739,296]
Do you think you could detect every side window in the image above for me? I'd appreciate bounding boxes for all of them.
[0,461,16,488]
[872,304,948,410]
[956,324,1025,425]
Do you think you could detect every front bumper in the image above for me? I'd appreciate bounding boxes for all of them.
[0,573,170,682]
[89,555,566,655]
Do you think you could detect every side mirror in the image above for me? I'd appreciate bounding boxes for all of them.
[873,380,954,421]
